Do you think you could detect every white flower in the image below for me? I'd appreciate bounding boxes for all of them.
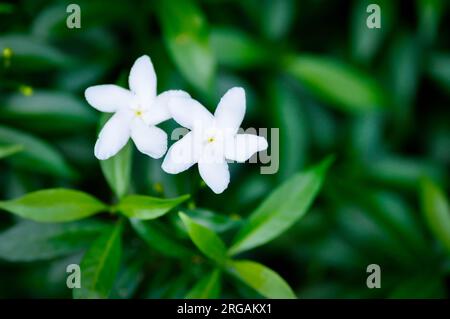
[85,55,189,160]
[162,87,268,194]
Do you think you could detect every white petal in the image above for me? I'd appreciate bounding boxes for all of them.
[85,85,133,112]
[214,87,246,134]
[131,119,167,159]
[94,111,132,160]
[128,55,157,106]
[144,90,190,125]
[224,134,268,162]
[162,132,200,174]
[198,149,230,194]
[168,96,214,130]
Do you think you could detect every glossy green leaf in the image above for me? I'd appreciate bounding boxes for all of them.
[130,219,194,258]
[0,125,76,178]
[184,208,241,233]
[179,212,228,264]
[1,91,97,133]
[0,34,76,70]
[229,156,333,255]
[186,269,221,299]
[73,221,123,299]
[211,27,269,69]
[100,142,132,199]
[421,178,450,254]
[0,220,111,262]
[284,55,386,113]
[0,144,23,159]
[226,260,296,299]
[118,194,190,220]
[0,188,107,222]
[157,0,216,93]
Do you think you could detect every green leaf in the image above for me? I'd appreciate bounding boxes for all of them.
[186,269,221,299]
[0,220,111,262]
[421,178,450,254]
[268,80,308,179]
[0,34,76,70]
[130,219,194,258]
[417,0,445,45]
[387,34,420,135]
[179,212,228,264]
[0,125,75,178]
[118,194,190,220]
[284,55,386,113]
[427,53,450,95]
[226,260,295,299]
[258,0,296,40]
[0,188,107,222]
[229,156,333,255]
[100,142,132,199]
[351,0,394,64]
[1,91,97,133]
[184,208,241,233]
[0,144,23,159]
[365,155,445,189]
[110,259,144,299]
[211,27,269,69]
[74,221,123,299]
[157,0,216,93]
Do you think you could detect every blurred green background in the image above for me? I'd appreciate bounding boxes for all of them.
[0,0,449,298]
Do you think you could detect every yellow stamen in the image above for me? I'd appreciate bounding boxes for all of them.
[135,110,143,117]
[207,137,215,143]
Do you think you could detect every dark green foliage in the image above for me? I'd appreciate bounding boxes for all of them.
[0,0,448,299]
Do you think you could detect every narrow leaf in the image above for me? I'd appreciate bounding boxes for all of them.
[421,178,450,254]
[211,27,269,69]
[351,0,394,64]
[226,260,295,299]
[0,125,75,178]
[186,269,221,299]
[229,156,333,255]
[130,219,195,258]
[284,55,386,113]
[157,0,216,93]
[100,142,132,199]
[118,194,190,220]
[184,208,241,233]
[1,91,96,133]
[73,221,123,299]
[0,144,23,159]
[0,188,107,222]
[179,212,228,264]
[0,34,76,70]
[0,220,111,262]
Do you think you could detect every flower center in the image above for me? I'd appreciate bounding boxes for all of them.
[135,110,143,117]
[207,137,215,143]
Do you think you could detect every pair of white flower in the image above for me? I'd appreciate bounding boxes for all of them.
[85,55,267,194]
